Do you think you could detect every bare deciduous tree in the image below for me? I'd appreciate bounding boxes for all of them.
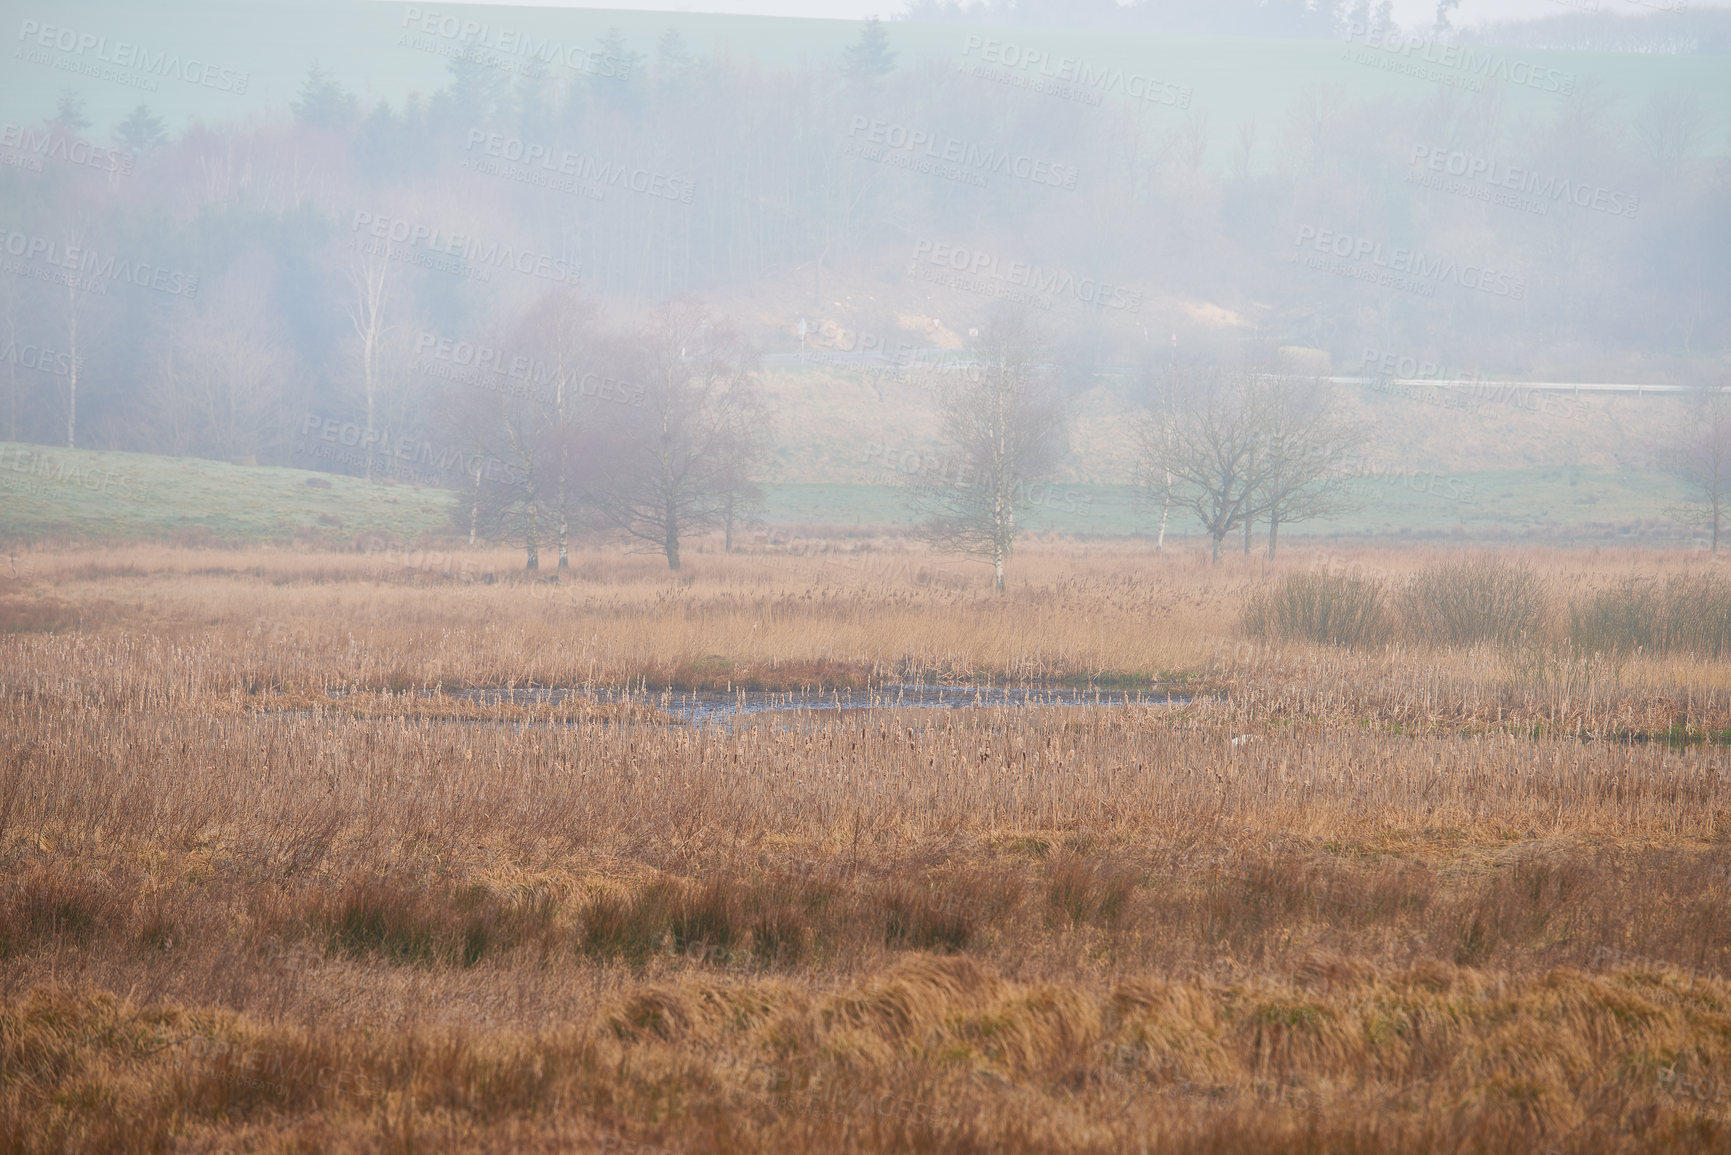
[453,382,546,569]
[1250,373,1368,559]
[1140,358,1366,562]
[1636,90,1708,180]
[715,424,766,553]
[1138,366,1264,565]
[344,246,392,476]
[144,282,289,461]
[53,220,98,450]
[592,303,764,570]
[517,290,606,569]
[432,377,518,550]
[911,308,1066,592]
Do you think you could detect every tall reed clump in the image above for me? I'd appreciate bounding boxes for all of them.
[1394,556,1551,647]
[1242,570,1392,649]
[1569,571,1731,658]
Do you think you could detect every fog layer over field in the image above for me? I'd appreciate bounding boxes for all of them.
[0,0,1728,557]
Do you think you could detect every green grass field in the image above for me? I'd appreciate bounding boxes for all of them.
[0,443,1698,549]
[764,467,1693,542]
[0,443,457,546]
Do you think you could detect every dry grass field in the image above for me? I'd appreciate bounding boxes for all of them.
[2,539,1729,1153]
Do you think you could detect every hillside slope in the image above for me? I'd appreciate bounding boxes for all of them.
[0,444,457,545]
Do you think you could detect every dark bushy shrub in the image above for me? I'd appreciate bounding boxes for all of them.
[1570,572,1731,658]
[1243,570,1392,650]
[1395,557,1549,648]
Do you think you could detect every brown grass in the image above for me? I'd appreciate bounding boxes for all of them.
[1,540,1728,1151]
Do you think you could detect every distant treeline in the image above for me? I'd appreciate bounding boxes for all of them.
[0,12,1724,475]
[905,1,1731,53]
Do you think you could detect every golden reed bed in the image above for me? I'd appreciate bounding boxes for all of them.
[1,541,1727,1152]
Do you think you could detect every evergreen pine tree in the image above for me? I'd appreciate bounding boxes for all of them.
[114,105,168,153]
[841,18,897,88]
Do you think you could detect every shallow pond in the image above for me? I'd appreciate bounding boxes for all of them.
[451,684,1192,725]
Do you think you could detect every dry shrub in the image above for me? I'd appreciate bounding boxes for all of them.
[1395,555,1550,647]
[0,594,81,633]
[1243,570,1392,649]
[879,882,976,952]
[1570,571,1731,658]
[320,877,441,964]
[671,878,742,955]
[312,877,557,967]
[749,904,811,967]
[1045,854,1137,929]
[1571,576,1660,657]
[880,871,1022,954]
[578,869,1026,967]
[745,877,818,967]
[0,865,117,956]
[579,876,698,963]
[134,892,178,953]
[581,874,820,967]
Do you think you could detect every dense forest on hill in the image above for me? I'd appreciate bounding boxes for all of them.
[1,3,1725,475]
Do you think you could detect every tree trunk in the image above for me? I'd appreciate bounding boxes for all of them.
[555,439,569,568]
[1715,473,1723,555]
[1211,533,1223,565]
[1156,474,1171,551]
[665,507,681,570]
[468,458,481,546]
[524,502,539,570]
[64,302,78,449]
[993,545,1005,592]
[1267,515,1281,559]
[2,294,16,443]
[1242,515,1252,556]
[364,370,375,478]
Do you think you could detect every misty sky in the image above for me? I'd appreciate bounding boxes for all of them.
[426,0,1731,27]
